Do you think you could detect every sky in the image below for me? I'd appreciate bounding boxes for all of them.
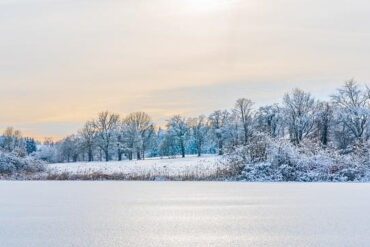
[1,0,370,140]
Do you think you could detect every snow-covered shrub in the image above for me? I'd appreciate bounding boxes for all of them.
[33,145,59,163]
[0,151,45,175]
[247,133,270,163]
[221,147,248,176]
[241,162,283,181]
[224,132,271,170]
[226,134,368,182]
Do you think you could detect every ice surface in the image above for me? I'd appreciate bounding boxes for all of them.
[1,182,370,246]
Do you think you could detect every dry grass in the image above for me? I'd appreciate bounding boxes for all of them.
[44,164,236,181]
[1,156,239,181]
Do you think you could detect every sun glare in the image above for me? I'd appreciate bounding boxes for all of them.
[181,0,231,12]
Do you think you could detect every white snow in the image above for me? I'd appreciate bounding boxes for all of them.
[47,155,226,179]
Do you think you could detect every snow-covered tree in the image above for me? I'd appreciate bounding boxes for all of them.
[314,102,333,147]
[167,115,189,158]
[93,111,120,161]
[158,129,178,158]
[59,135,80,162]
[34,140,58,163]
[79,121,96,162]
[188,115,209,157]
[331,80,370,148]
[283,89,317,145]
[233,98,254,144]
[1,127,25,153]
[255,104,283,138]
[123,112,155,160]
[24,137,37,155]
[208,110,231,155]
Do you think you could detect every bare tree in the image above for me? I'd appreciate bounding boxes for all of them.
[93,111,120,161]
[234,98,254,144]
[255,104,283,138]
[208,110,230,155]
[315,102,332,146]
[59,135,80,162]
[79,121,96,162]
[331,80,370,145]
[283,89,316,145]
[123,112,154,160]
[116,131,125,161]
[1,127,24,152]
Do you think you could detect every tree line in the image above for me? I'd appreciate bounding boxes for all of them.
[1,80,370,164]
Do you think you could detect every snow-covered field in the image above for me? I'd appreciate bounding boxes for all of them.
[47,155,230,180]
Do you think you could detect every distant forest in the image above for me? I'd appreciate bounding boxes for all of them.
[1,80,369,167]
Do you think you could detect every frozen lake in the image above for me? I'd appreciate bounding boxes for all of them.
[1,182,370,247]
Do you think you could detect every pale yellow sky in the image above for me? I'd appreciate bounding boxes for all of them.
[1,0,370,140]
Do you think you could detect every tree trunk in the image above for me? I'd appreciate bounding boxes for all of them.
[88,149,93,162]
[321,124,329,146]
[218,139,223,155]
[180,141,185,158]
[244,126,248,144]
[142,145,145,160]
[98,149,102,161]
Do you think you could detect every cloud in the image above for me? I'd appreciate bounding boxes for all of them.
[1,0,370,138]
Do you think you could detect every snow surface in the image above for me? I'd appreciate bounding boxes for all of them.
[47,155,225,179]
[1,182,370,247]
